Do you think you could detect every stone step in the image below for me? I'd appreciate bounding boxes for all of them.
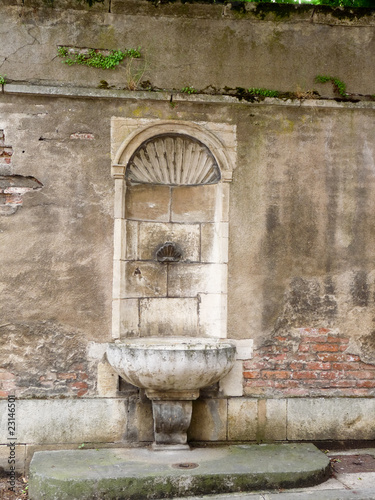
[29,443,330,500]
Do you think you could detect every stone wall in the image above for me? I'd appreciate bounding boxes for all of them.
[1,0,375,474]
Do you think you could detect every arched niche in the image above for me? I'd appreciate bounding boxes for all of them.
[111,120,236,340]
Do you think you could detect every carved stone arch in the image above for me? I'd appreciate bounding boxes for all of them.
[112,121,233,183]
[126,133,221,186]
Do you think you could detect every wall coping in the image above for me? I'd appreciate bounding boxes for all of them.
[2,83,375,110]
[2,1,375,26]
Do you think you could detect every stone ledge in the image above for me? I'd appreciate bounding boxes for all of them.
[3,83,375,110]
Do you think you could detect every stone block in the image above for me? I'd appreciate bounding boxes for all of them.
[125,221,138,260]
[113,298,139,338]
[264,399,287,441]
[234,339,254,360]
[125,184,170,222]
[122,261,167,298]
[171,185,218,223]
[114,178,126,219]
[198,293,227,338]
[140,297,198,337]
[168,263,227,297]
[201,222,229,263]
[97,361,118,397]
[287,398,375,441]
[228,398,257,441]
[113,218,127,261]
[138,222,200,262]
[0,399,127,444]
[0,444,26,474]
[86,342,109,362]
[126,397,154,443]
[220,360,243,397]
[189,399,227,441]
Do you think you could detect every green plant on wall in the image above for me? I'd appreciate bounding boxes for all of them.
[315,75,348,97]
[248,87,279,98]
[0,75,6,85]
[181,86,197,95]
[57,47,141,70]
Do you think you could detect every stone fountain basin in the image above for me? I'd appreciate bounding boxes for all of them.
[106,337,236,396]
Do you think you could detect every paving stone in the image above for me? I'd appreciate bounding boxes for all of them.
[29,444,330,500]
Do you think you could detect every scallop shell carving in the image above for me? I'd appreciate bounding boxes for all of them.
[126,134,221,186]
[156,242,182,263]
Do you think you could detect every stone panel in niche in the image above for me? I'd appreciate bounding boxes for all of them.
[126,134,221,186]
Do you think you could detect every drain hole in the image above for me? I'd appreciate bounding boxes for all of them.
[172,462,199,469]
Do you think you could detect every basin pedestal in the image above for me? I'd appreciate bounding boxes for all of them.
[146,389,199,450]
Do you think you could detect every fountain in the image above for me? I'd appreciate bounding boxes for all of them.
[28,120,331,499]
[106,337,236,449]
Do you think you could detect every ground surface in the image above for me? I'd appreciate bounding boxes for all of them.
[0,475,28,499]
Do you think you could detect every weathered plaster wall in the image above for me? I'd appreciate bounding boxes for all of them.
[0,0,375,473]
[1,1,375,96]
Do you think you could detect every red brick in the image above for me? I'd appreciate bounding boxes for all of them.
[346,354,361,362]
[298,344,310,352]
[339,344,349,351]
[357,380,375,388]
[77,388,88,397]
[262,370,290,380]
[327,336,349,344]
[330,380,357,388]
[358,362,375,370]
[71,381,88,390]
[270,353,287,361]
[57,373,77,380]
[320,371,340,380]
[318,328,331,334]
[296,353,310,361]
[0,390,9,398]
[305,362,331,370]
[275,336,288,342]
[317,353,346,362]
[332,362,360,371]
[0,372,15,380]
[71,363,86,371]
[326,336,340,343]
[312,344,339,352]
[304,336,328,343]
[78,372,89,380]
[290,361,305,370]
[243,371,260,379]
[347,370,375,379]
[292,371,318,379]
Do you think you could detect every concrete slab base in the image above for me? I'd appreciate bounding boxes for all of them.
[28,443,330,500]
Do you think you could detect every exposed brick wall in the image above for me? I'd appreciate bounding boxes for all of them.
[0,129,13,175]
[244,328,375,397]
[0,366,90,399]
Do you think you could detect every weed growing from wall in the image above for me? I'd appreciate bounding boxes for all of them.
[248,87,279,97]
[0,75,6,85]
[57,47,141,69]
[315,75,348,97]
[181,86,197,94]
